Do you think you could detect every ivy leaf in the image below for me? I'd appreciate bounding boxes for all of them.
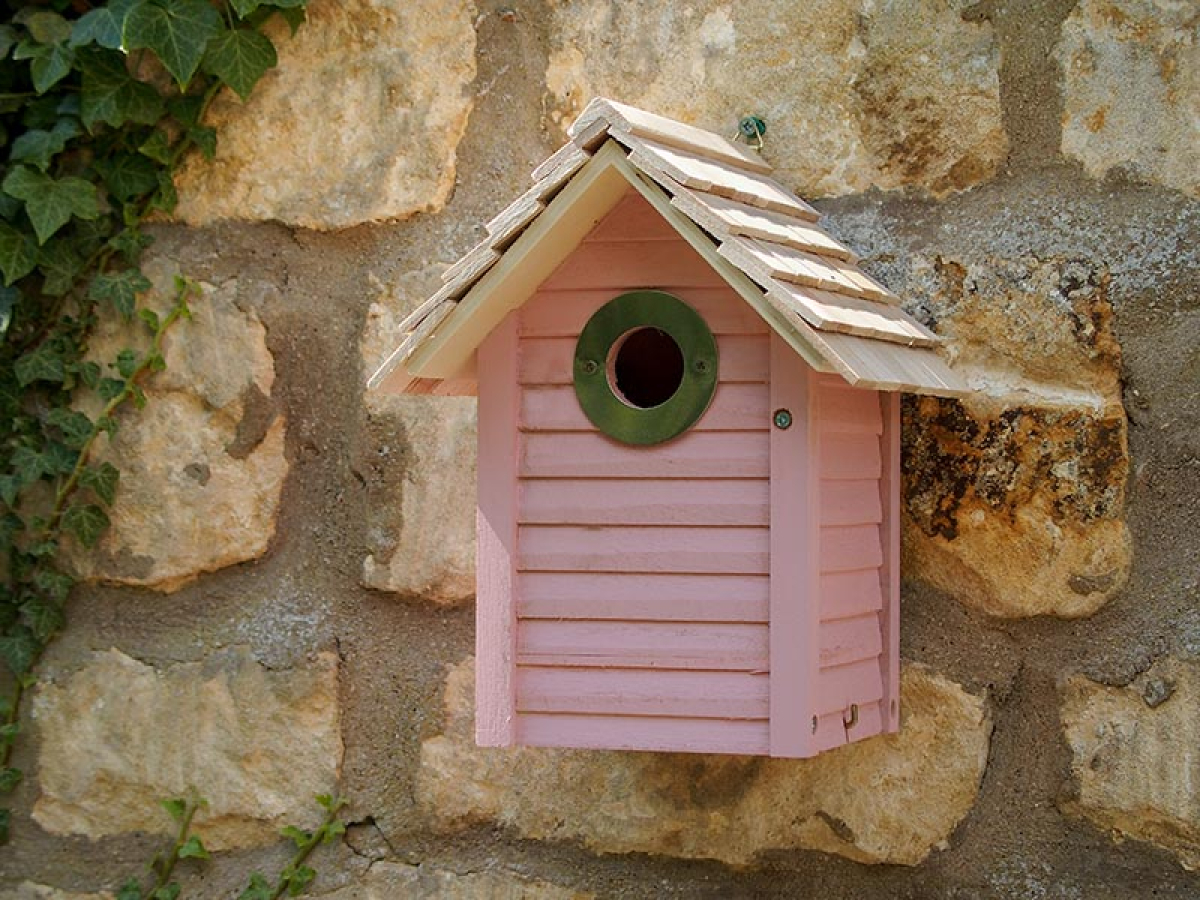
[21,597,64,643]
[160,797,187,822]
[61,502,109,548]
[10,446,45,485]
[25,11,72,45]
[90,268,152,319]
[285,866,315,896]
[10,118,81,171]
[0,476,18,508]
[95,152,159,203]
[98,377,126,401]
[0,285,14,336]
[80,49,165,130]
[151,886,180,900]
[230,0,263,17]
[115,348,138,378]
[0,222,38,285]
[0,768,21,794]
[203,27,276,100]
[178,834,209,859]
[71,359,101,389]
[42,441,78,477]
[37,240,85,297]
[0,25,18,57]
[238,874,273,900]
[0,628,38,676]
[109,226,153,263]
[124,0,223,88]
[322,819,346,842]
[187,125,216,160]
[80,462,120,507]
[45,408,94,449]
[14,344,65,386]
[13,40,75,95]
[33,567,75,602]
[2,166,100,245]
[150,168,178,213]
[116,880,142,900]
[139,129,171,164]
[167,94,203,126]
[280,825,310,848]
[71,0,143,50]
[277,8,307,35]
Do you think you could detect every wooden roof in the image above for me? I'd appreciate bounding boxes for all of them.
[370,98,967,398]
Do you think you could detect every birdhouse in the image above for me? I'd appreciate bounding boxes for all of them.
[371,99,968,758]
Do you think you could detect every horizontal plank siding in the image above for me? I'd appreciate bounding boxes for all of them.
[540,239,730,290]
[517,713,769,754]
[519,479,769,526]
[820,479,884,527]
[517,667,769,718]
[518,572,769,621]
[814,657,885,716]
[820,524,884,573]
[519,334,769,385]
[521,288,768,338]
[520,383,769,432]
[517,620,769,671]
[521,430,768,479]
[820,570,884,621]
[819,432,882,480]
[817,382,885,434]
[818,614,883,668]
[518,525,768,574]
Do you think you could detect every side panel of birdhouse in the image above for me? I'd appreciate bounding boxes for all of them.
[811,375,893,752]
[511,190,774,754]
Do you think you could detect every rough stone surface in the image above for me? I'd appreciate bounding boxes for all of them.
[31,647,342,850]
[1061,656,1200,869]
[317,862,591,900]
[65,258,287,592]
[0,887,109,900]
[175,0,477,229]
[1058,0,1199,197]
[360,268,476,604]
[899,256,1131,618]
[544,0,1005,197]
[417,658,991,867]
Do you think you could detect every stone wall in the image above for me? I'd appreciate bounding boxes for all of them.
[3,1,1198,898]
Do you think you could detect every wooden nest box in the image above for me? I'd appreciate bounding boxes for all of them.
[371,99,968,758]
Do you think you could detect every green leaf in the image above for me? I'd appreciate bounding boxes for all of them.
[322,818,346,842]
[115,348,138,378]
[14,344,65,386]
[0,768,20,794]
[2,166,101,245]
[37,240,85,297]
[42,441,79,476]
[0,628,39,676]
[116,879,142,900]
[0,25,18,57]
[286,865,315,896]
[61,502,109,548]
[277,8,307,35]
[124,0,223,88]
[10,119,81,171]
[80,49,166,130]
[78,464,119,509]
[151,885,180,900]
[90,268,153,320]
[0,724,18,743]
[0,223,37,285]
[138,308,160,331]
[45,408,94,449]
[72,359,102,389]
[109,225,153,263]
[139,129,171,164]
[168,94,204,126]
[21,597,64,643]
[230,0,263,17]
[150,168,177,213]
[0,475,18,508]
[25,11,72,45]
[203,27,276,100]
[98,377,126,401]
[33,567,75,602]
[95,152,159,203]
[0,285,14,336]
[187,124,217,160]
[281,824,310,847]
[10,445,45,485]
[178,834,209,859]
[14,40,75,95]
[238,873,273,900]
[71,0,143,50]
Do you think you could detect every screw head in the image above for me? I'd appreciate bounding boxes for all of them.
[580,359,599,375]
[694,358,709,374]
[773,408,793,429]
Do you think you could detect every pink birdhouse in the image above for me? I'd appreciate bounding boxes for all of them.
[371,99,968,758]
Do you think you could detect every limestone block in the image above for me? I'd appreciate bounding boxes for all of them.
[175,0,477,229]
[31,647,342,851]
[1058,0,1199,197]
[65,258,287,592]
[417,658,991,867]
[1061,657,1200,869]
[545,0,1005,197]
[318,862,591,900]
[0,886,110,900]
[360,269,476,605]
[900,256,1130,618]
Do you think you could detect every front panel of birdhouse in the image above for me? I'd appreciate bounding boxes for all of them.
[475,191,899,758]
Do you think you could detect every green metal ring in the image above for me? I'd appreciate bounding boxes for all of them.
[573,291,719,446]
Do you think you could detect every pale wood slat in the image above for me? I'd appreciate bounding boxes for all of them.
[529,139,592,183]
[517,667,769,719]
[518,572,769,622]
[820,479,884,527]
[569,97,772,174]
[766,281,938,347]
[519,478,769,527]
[814,657,884,716]
[520,288,768,338]
[810,701,884,752]
[518,524,769,574]
[820,570,884,621]
[820,431,883,480]
[815,330,969,397]
[820,524,884,573]
[816,383,884,434]
[520,383,769,432]
[439,243,501,287]
[521,430,768,479]
[819,614,883,668]
[625,136,817,219]
[517,620,768,670]
[518,333,769,385]
[719,235,895,303]
[670,186,838,253]
[517,713,769,754]
[539,237,729,291]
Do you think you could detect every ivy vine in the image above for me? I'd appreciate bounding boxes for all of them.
[0,0,308,848]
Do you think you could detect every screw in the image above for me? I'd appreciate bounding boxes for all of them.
[580,359,598,375]
[694,358,709,374]
[773,408,793,429]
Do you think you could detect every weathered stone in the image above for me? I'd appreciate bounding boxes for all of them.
[65,258,287,592]
[899,256,1131,618]
[545,0,1005,197]
[32,647,342,851]
[360,269,476,604]
[175,0,477,229]
[1061,657,1200,869]
[317,862,591,900]
[417,658,991,867]
[0,886,110,900]
[1058,0,1200,197]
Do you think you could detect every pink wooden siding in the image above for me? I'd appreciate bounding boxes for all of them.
[511,190,772,754]
[813,375,889,753]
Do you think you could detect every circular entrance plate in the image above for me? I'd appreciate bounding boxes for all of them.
[573,291,719,446]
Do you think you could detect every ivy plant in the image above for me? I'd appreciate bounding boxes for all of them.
[0,0,307,845]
